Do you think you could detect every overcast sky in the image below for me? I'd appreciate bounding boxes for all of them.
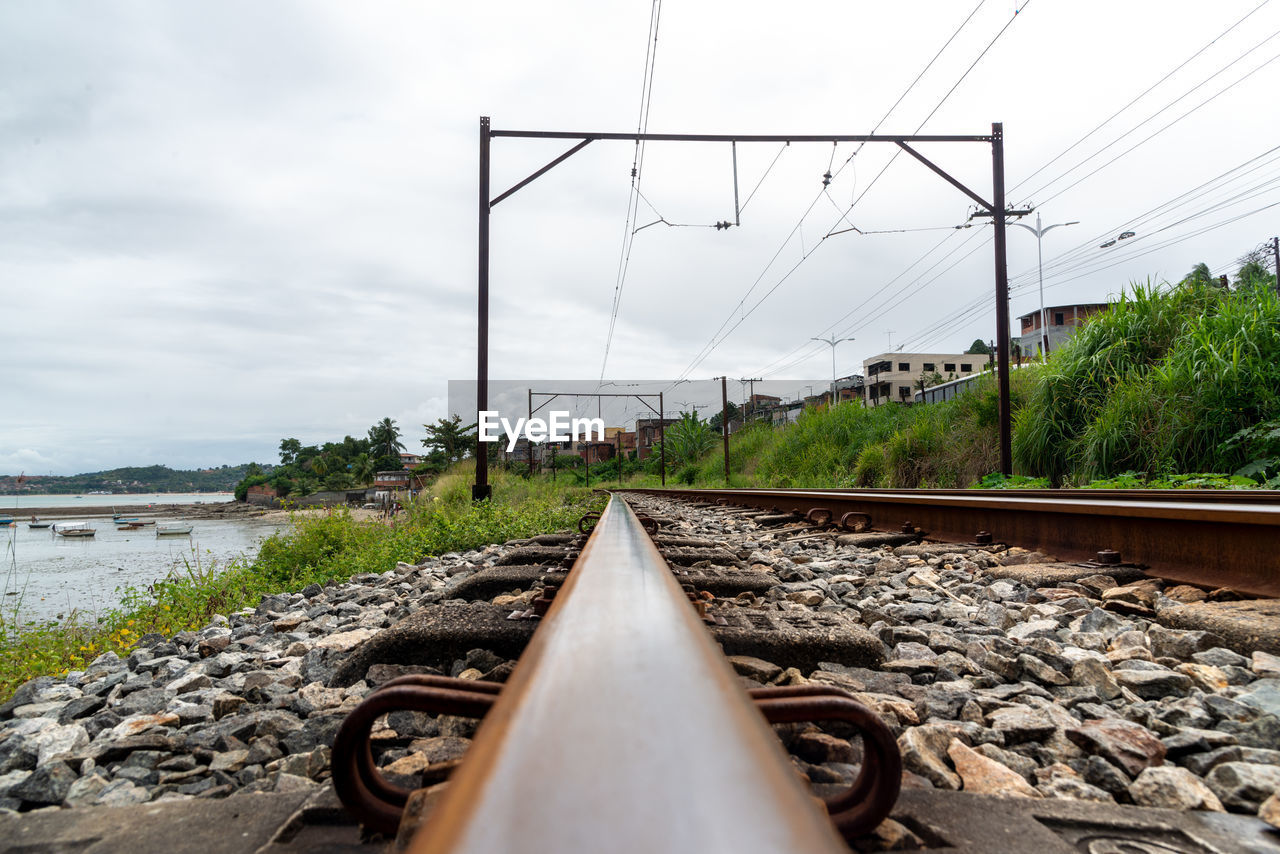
[4,1,1279,476]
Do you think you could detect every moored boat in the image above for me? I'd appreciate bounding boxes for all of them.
[54,523,96,538]
[155,523,193,536]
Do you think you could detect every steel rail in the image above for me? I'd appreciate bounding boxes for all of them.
[405,496,860,854]
[620,488,1280,597]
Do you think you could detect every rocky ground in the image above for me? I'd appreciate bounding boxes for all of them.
[0,493,1277,847]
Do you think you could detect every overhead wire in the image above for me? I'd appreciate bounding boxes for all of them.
[667,0,1024,387]
[1019,26,1280,206]
[1009,0,1273,196]
[600,0,663,384]
[759,5,1280,372]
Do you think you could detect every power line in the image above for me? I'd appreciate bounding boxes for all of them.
[1019,28,1280,206]
[1009,0,1273,196]
[667,1,1029,387]
[600,0,663,383]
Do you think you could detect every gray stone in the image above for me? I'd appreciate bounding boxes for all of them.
[1235,678,1280,719]
[1018,654,1069,686]
[1204,761,1280,813]
[1076,608,1125,636]
[1081,755,1131,797]
[63,773,110,806]
[56,695,106,724]
[898,724,963,790]
[1007,620,1060,643]
[727,656,782,684]
[987,707,1057,745]
[1111,668,1192,700]
[9,763,77,806]
[29,723,89,766]
[95,778,152,807]
[1129,765,1225,811]
[1037,776,1114,802]
[1066,718,1166,777]
[0,677,55,719]
[1146,624,1223,660]
[1193,647,1250,668]
[1069,658,1121,700]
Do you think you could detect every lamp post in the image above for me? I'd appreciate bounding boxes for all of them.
[1009,213,1078,357]
[811,336,855,401]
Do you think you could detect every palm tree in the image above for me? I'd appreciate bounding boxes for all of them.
[351,453,375,485]
[368,418,406,460]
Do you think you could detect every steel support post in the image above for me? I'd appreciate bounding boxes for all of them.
[473,117,492,501]
[721,376,731,485]
[659,392,666,486]
[991,123,1013,477]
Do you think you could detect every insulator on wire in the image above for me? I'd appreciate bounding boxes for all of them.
[822,172,832,187]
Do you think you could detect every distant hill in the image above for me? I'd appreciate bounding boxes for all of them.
[0,464,259,495]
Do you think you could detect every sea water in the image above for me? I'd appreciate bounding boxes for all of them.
[0,515,285,627]
[2,492,235,511]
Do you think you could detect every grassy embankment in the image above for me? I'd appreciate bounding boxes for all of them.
[0,469,600,698]
[637,280,1280,490]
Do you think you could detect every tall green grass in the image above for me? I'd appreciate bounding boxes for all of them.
[1013,281,1280,481]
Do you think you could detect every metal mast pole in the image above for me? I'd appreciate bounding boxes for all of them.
[991,123,1013,477]
[658,392,666,486]
[474,118,492,501]
[1035,213,1048,357]
[721,376,731,484]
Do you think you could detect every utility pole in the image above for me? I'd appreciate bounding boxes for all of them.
[1009,213,1079,357]
[527,388,535,479]
[811,337,853,402]
[1273,237,1279,296]
[991,123,1013,477]
[473,117,492,501]
[741,377,762,418]
[658,392,665,486]
[720,376,731,485]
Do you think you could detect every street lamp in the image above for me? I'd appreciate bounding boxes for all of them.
[1009,213,1078,357]
[811,336,855,401]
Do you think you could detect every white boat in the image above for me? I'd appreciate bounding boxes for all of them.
[155,523,193,536]
[53,523,96,538]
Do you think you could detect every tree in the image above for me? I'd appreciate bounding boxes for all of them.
[661,412,716,467]
[965,339,990,355]
[1234,249,1274,291]
[1182,261,1214,287]
[350,453,376,485]
[707,401,741,432]
[914,371,944,393]
[279,438,302,466]
[422,415,478,464]
[368,418,405,460]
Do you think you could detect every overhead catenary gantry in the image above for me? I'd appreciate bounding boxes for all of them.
[473,118,1025,500]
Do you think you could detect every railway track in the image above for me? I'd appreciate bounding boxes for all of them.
[321,487,1280,852]
[620,487,1280,598]
[4,487,1278,852]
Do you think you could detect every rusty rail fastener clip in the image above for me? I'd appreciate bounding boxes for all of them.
[333,678,901,843]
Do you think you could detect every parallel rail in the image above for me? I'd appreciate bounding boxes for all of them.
[334,495,900,851]
[620,488,1280,598]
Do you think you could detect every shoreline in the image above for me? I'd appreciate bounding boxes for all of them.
[11,502,267,521]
